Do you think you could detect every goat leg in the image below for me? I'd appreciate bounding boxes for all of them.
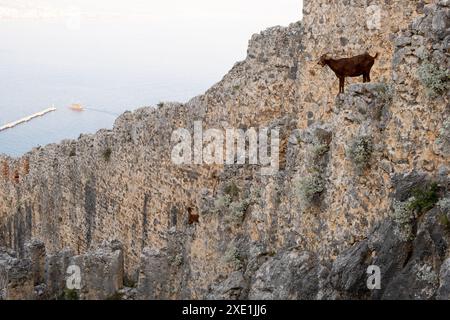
[339,77,345,94]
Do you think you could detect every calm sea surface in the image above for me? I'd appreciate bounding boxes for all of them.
[0,19,245,156]
[0,2,299,157]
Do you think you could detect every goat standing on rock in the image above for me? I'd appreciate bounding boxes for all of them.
[318,52,379,94]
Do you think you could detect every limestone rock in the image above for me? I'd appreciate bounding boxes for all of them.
[207,271,247,300]
[437,259,450,300]
[137,248,170,300]
[70,240,124,300]
[248,250,320,300]
[0,0,448,300]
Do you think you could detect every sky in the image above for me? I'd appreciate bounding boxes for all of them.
[0,1,303,23]
[0,0,303,79]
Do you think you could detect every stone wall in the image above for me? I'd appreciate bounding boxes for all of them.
[0,0,449,299]
[0,240,124,300]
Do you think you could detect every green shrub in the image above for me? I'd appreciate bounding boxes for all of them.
[226,200,250,225]
[392,184,440,241]
[212,183,256,225]
[312,143,330,159]
[223,182,240,200]
[408,183,439,214]
[295,172,325,208]
[418,62,450,97]
[347,135,373,173]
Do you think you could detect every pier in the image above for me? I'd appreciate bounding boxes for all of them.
[0,107,57,132]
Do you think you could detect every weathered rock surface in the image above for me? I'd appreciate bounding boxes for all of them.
[437,258,450,299]
[70,240,124,300]
[249,250,320,300]
[0,250,34,300]
[1,240,125,300]
[137,248,170,300]
[0,0,449,299]
[206,271,247,300]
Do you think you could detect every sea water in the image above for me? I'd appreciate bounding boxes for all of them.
[0,1,300,156]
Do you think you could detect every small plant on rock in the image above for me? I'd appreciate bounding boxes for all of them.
[295,172,325,208]
[226,199,250,225]
[211,183,257,225]
[408,182,439,214]
[223,181,240,200]
[312,143,330,160]
[417,62,450,98]
[347,135,373,173]
[391,183,440,242]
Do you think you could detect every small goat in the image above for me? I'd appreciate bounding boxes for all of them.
[187,207,199,225]
[318,52,379,94]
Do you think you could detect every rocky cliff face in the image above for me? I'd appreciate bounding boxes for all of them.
[0,0,449,299]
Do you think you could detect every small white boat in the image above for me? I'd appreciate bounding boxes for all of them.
[69,104,84,112]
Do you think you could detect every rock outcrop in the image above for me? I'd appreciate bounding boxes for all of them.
[0,240,125,300]
[0,0,449,299]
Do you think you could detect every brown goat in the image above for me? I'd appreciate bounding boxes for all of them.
[318,52,379,94]
[13,169,19,184]
[187,207,199,225]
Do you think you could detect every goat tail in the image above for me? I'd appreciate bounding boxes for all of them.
[373,52,379,59]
